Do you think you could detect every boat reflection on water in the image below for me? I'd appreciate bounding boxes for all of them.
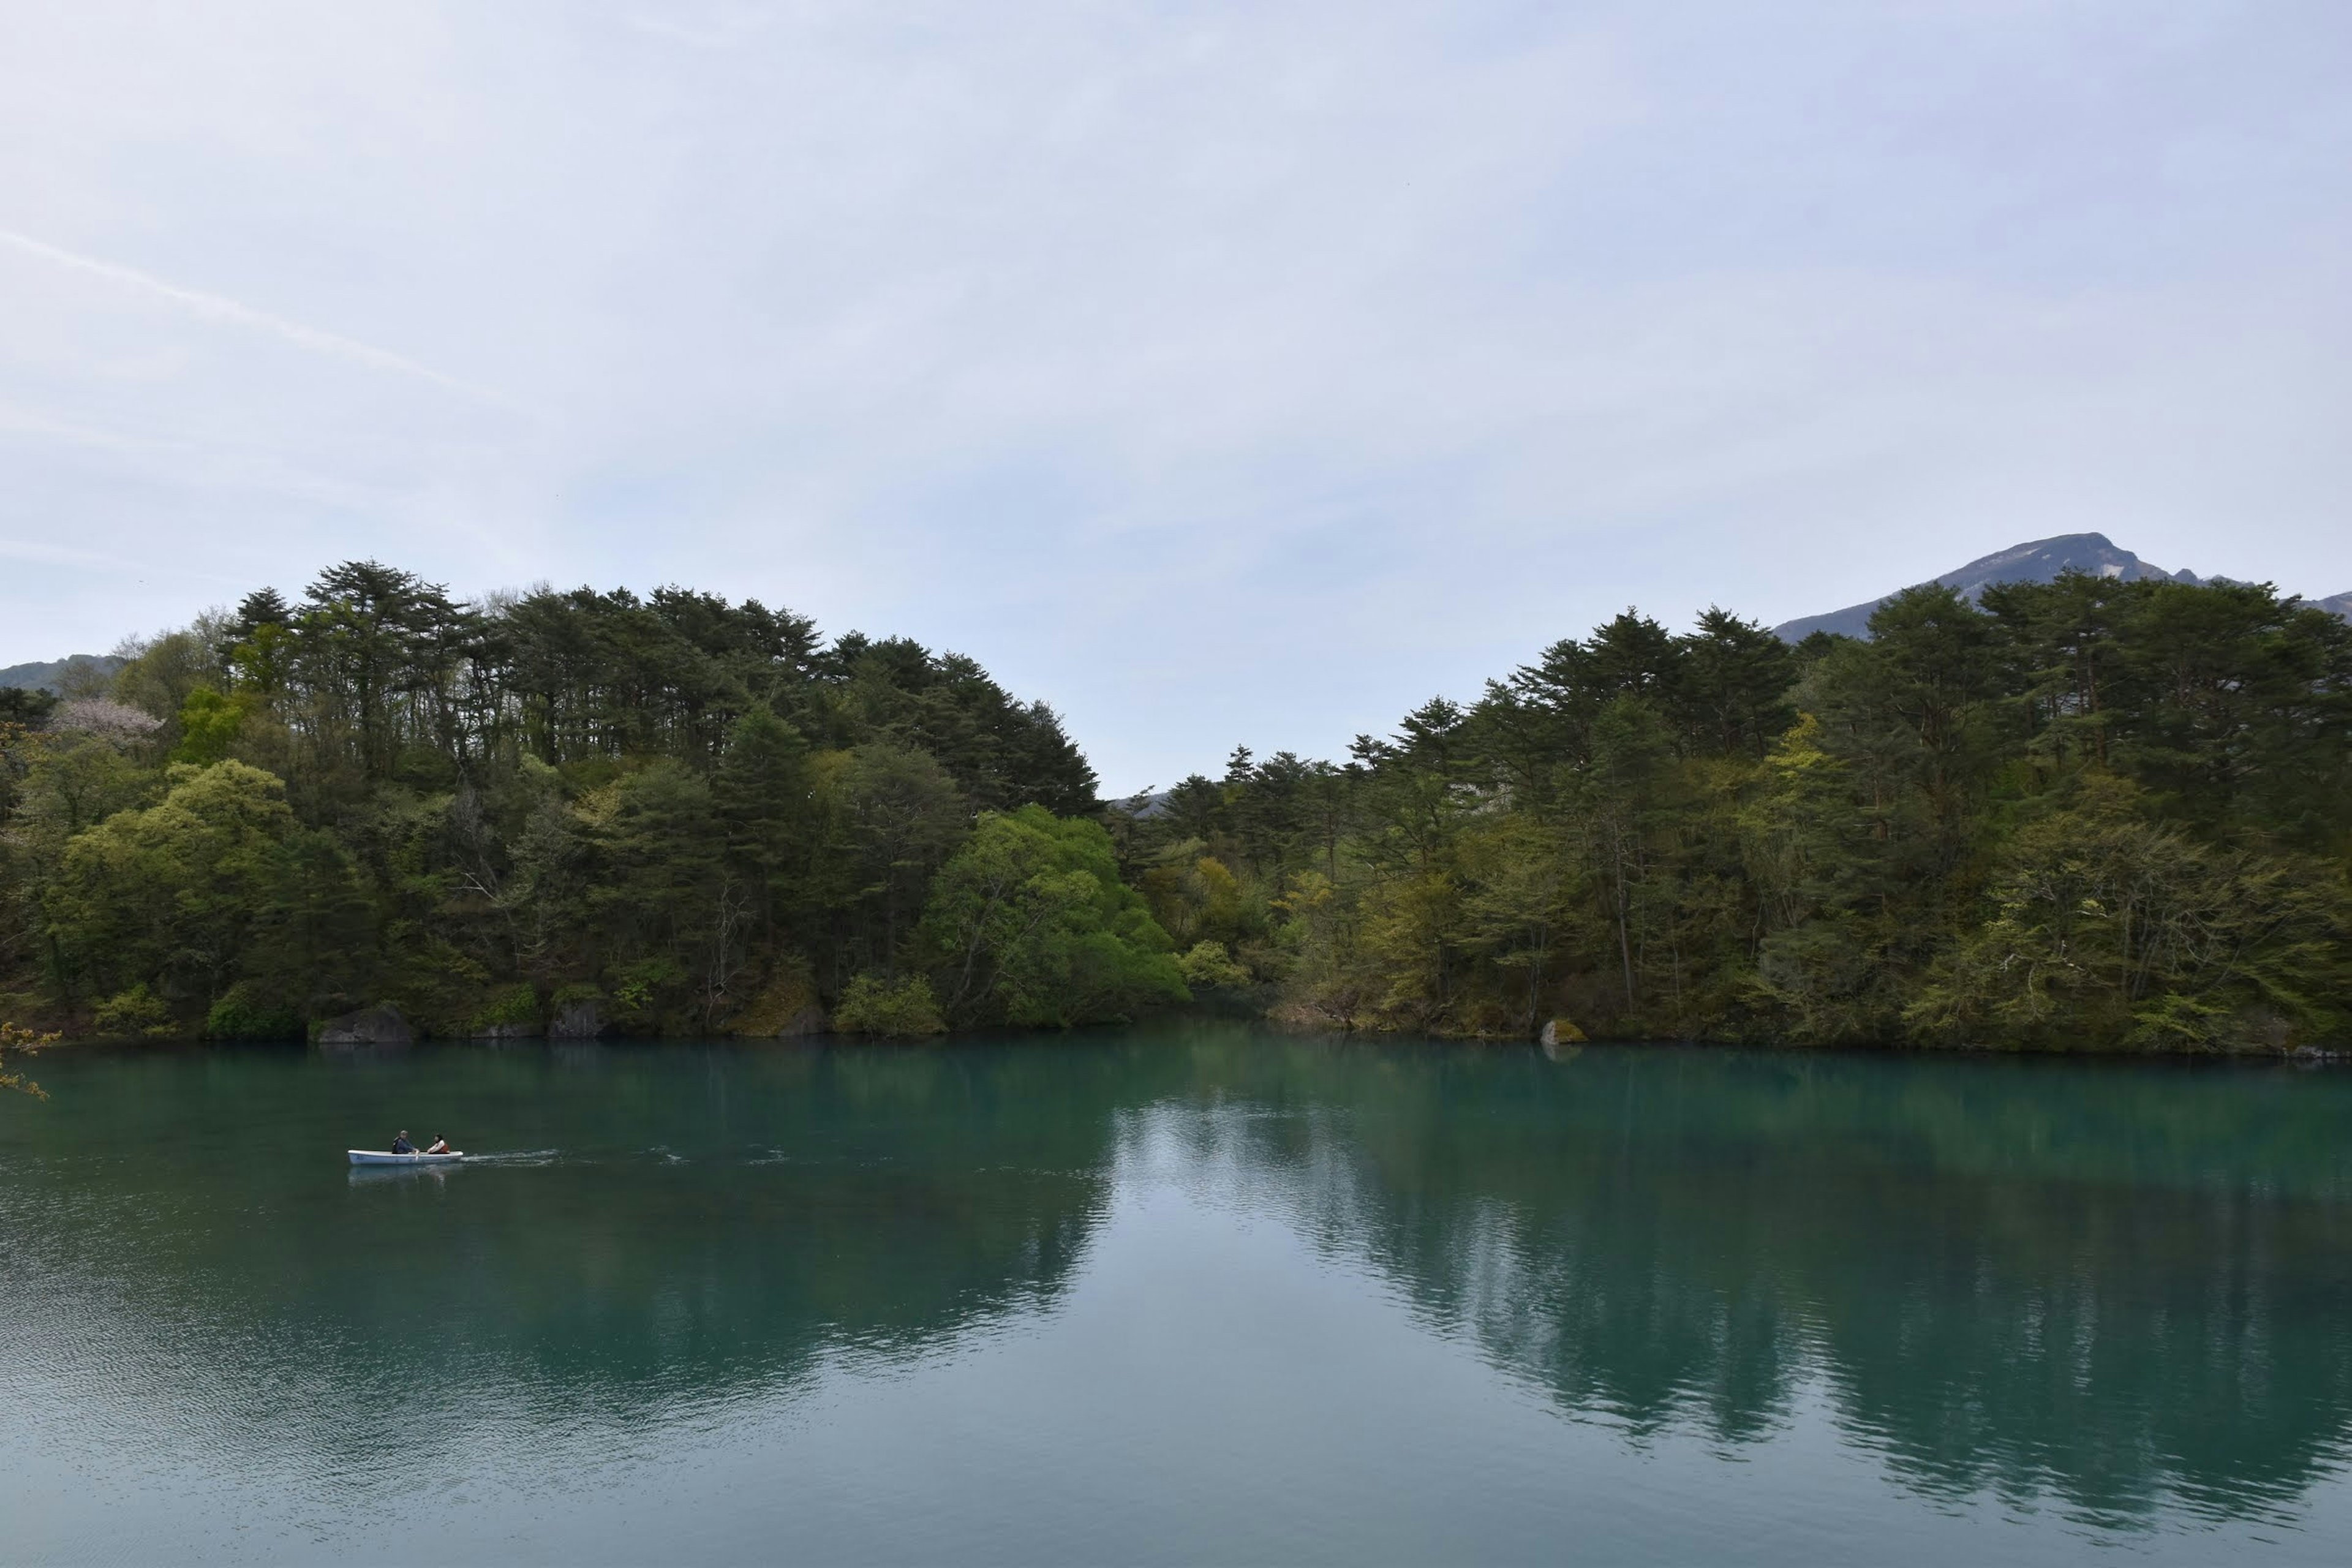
[347,1162,457,1187]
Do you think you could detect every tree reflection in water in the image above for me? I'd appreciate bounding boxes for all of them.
[1144,1035,2352,1523]
[3,1028,2349,1527]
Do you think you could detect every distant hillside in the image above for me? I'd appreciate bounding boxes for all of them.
[0,654,121,695]
[1773,534,2204,641]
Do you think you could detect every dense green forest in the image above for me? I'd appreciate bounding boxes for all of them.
[1115,573,2352,1053]
[2,562,2348,1054]
[0,562,1183,1049]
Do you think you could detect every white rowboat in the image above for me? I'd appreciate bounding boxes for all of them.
[348,1149,465,1165]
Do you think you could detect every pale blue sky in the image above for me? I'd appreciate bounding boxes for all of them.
[2,1,2347,792]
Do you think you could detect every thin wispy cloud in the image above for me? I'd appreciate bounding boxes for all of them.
[0,228,524,412]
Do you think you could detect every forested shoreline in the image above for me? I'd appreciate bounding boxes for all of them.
[2,561,2348,1057]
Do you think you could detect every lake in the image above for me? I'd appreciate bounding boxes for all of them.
[5,1025,2351,1563]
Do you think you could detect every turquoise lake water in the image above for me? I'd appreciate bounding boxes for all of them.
[4,1025,2351,1562]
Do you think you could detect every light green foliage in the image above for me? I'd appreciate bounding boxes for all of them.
[924,805,1188,1028]
[173,687,249,766]
[1174,941,1253,991]
[2,722,165,1028]
[1907,777,2349,1050]
[0,1018,55,1097]
[15,732,156,842]
[94,982,173,1037]
[1140,850,1251,951]
[49,763,300,1024]
[831,972,947,1036]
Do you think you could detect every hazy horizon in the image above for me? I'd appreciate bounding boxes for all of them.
[4,2,2348,793]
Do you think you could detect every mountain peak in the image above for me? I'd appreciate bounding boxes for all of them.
[1773,533,2203,642]
[0,654,120,696]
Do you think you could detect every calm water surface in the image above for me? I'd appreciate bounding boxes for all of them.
[5,1025,2352,1563]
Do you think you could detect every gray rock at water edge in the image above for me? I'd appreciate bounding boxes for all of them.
[549,998,604,1039]
[469,1021,544,1041]
[317,1003,413,1047]
[763,1004,829,1039]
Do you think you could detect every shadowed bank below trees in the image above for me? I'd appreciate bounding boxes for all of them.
[1,562,2347,1051]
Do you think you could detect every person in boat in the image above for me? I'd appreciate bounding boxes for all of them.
[390,1131,415,1154]
[424,1134,450,1155]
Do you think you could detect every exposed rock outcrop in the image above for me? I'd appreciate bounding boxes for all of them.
[549,998,604,1039]
[723,967,829,1040]
[317,1003,413,1047]
[766,1003,829,1039]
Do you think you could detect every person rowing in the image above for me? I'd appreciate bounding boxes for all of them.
[390,1130,415,1154]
